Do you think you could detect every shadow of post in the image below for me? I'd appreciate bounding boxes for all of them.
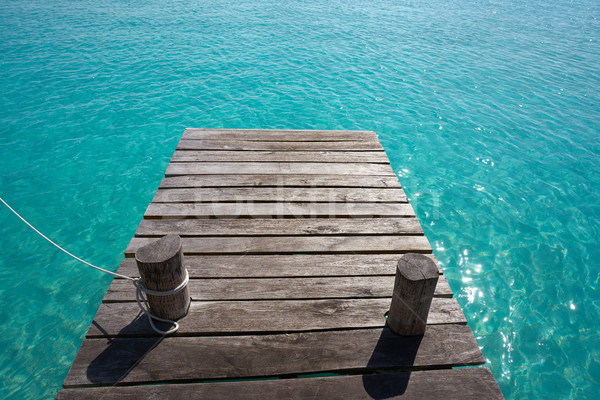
[362,328,423,399]
[86,313,166,385]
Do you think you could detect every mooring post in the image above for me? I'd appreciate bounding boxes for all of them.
[135,234,190,320]
[387,253,439,336]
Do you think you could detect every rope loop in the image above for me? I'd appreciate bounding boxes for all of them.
[134,270,190,335]
[135,270,189,297]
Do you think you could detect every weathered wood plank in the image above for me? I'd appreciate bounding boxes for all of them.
[88,298,464,337]
[171,150,390,163]
[104,275,451,302]
[59,129,498,398]
[116,254,443,278]
[57,368,504,400]
[165,162,395,176]
[152,188,407,203]
[182,129,379,142]
[135,217,423,237]
[144,202,415,219]
[124,235,431,257]
[63,325,485,387]
[160,174,403,188]
[177,140,384,151]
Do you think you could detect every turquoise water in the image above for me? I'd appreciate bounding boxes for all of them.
[0,0,598,398]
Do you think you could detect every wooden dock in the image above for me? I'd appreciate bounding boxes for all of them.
[56,129,503,399]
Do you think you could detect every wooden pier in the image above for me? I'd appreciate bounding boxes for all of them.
[57,129,503,399]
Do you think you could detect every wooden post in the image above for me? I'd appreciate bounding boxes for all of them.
[387,253,439,336]
[135,234,190,320]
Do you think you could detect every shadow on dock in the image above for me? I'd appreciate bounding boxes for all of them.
[362,328,422,399]
[86,314,164,385]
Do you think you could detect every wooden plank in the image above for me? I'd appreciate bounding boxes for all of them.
[87,298,465,337]
[165,162,395,176]
[171,150,390,163]
[177,140,384,151]
[57,368,504,400]
[182,129,379,142]
[143,202,415,219]
[59,129,499,398]
[124,235,431,257]
[62,325,485,387]
[152,188,407,203]
[160,174,403,188]
[116,254,443,278]
[103,275,452,302]
[135,217,423,237]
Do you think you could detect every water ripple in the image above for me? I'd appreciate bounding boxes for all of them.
[1,0,599,398]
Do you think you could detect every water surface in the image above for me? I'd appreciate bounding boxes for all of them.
[0,0,598,398]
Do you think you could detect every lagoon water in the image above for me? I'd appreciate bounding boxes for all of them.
[0,0,598,398]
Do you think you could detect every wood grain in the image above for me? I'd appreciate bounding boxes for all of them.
[134,217,422,237]
[152,187,407,203]
[57,368,504,400]
[182,129,379,142]
[63,325,485,387]
[104,275,452,302]
[134,235,190,321]
[159,174,403,188]
[116,254,443,278]
[124,235,431,257]
[387,254,439,336]
[88,298,465,337]
[166,162,395,176]
[177,139,384,151]
[143,202,416,218]
[171,150,390,163]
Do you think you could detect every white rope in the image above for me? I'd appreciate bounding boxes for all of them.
[0,196,188,335]
[134,270,189,335]
[0,197,137,281]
